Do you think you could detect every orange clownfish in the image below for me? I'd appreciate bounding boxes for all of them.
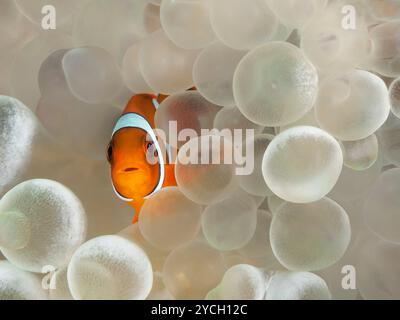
[107,94,176,223]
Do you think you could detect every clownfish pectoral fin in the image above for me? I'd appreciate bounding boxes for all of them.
[163,164,177,187]
[131,198,145,224]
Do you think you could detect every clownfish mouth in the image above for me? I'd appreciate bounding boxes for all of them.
[123,167,139,172]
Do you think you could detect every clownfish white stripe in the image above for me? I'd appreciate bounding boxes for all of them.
[152,98,161,110]
[111,112,165,201]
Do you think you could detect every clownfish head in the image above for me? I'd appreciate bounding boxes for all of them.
[107,94,166,202]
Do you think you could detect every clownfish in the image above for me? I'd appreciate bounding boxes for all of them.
[107,93,177,223]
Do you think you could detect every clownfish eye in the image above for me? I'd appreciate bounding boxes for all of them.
[107,142,113,163]
[146,141,154,151]
[145,141,159,161]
